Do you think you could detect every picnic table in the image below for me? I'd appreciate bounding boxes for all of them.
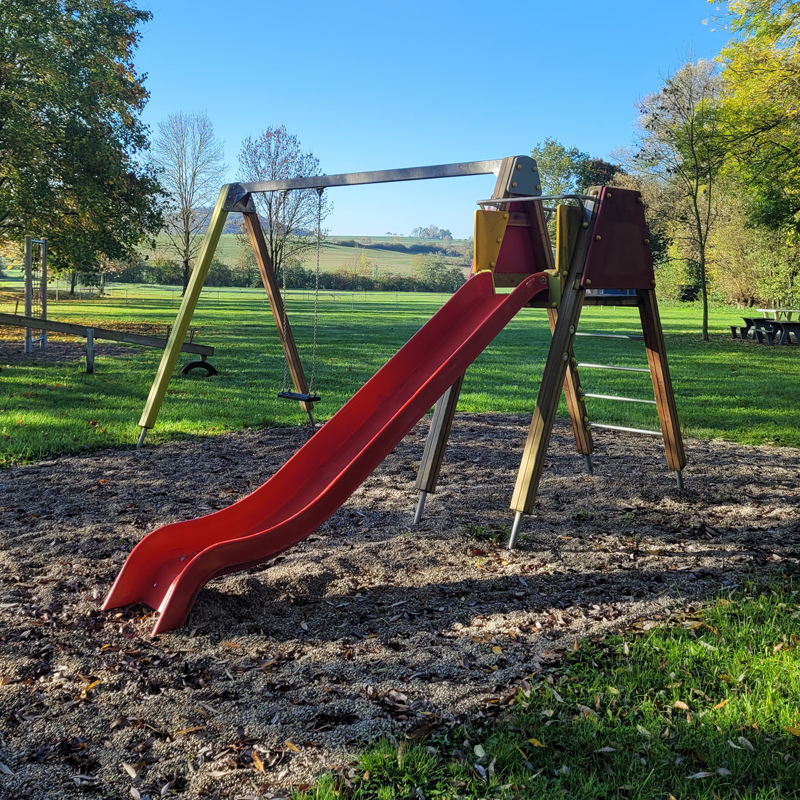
[731,316,800,345]
[757,308,800,320]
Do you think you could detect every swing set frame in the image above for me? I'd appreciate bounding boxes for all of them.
[135,159,505,448]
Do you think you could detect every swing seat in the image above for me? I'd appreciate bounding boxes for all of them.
[277,391,321,403]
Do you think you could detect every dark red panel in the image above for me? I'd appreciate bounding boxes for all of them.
[494,200,550,277]
[582,187,654,290]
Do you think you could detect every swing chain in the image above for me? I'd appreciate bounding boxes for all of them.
[309,188,323,394]
[279,190,290,394]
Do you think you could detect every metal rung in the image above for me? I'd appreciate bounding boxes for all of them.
[590,423,662,436]
[577,362,650,373]
[575,332,643,340]
[584,393,656,405]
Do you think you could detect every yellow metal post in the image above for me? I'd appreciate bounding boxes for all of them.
[137,187,230,446]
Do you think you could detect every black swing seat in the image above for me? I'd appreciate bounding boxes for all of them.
[277,391,321,403]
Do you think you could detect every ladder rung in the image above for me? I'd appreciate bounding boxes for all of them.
[583,393,656,405]
[575,332,643,340]
[590,423,662,436]
[577,362,651,373]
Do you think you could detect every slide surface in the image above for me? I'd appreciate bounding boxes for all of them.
[103,271,549,634]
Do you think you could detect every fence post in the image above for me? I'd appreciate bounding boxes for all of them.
[85,328,95,374]
[23,236,32,353]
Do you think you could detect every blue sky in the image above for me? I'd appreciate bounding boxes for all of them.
[135,0,727,238]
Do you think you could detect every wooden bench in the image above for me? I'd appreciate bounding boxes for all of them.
[0,312,215,374]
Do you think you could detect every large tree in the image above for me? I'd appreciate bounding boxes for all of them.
[237,126,331,277]
[630,60,727,341]
[717,1,800,231]
[151,112,227,294]
[0,0,163,281]
[530,138,621,195]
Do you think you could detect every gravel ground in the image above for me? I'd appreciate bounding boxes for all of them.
[0,414,798,799]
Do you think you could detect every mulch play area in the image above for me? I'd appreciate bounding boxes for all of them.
[1,414,798,799]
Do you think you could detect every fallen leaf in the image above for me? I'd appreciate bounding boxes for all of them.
[474,744,486,758]
[252,751,264,772]
[121,762,137,779]
[221,641,239,648]
[687,771,714,779]
[595,747,615,753]
[713,698,729,711]
[174,726,206,736]
[492,646,502,654]
[528,738,545,748]
[285,741,300,753]
[785,726,800,737]
[673,701,690,711]
[738,736,754,752]
[0,762,12,776]
[363,770,371,780]
[636,725,652,738]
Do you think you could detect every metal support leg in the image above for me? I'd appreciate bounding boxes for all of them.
[137,427,147,449]
[413,491,427,525]
[85,328,95,374]
[507,511,524,550]
[584,454,594,474]
[675,470,684,490]
[412,372,466,522]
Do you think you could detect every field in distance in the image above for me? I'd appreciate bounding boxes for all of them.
[147,234,470,278]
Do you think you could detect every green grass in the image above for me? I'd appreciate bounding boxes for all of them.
[0,283,798,465]
[298,577,800,799]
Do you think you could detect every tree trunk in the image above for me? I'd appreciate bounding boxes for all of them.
[699,250,709,342]
[69,270,77,297]
[182,259,190,296]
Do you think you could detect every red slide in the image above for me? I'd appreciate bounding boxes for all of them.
[103,271,550,635]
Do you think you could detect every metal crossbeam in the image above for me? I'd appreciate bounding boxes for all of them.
[590,423,662,436]
[583,392,656,405]
[236,160,502,194]
[575,332,643,340]
[577,362,651,373]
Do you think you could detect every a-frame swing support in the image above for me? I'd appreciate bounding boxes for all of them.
[136,160,506,447]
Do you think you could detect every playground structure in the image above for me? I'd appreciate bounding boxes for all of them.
[105,155,685,635]
[23,236,48,353]
[1,234,217,372]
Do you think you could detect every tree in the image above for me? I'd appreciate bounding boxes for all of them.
[237,126,331,278]
[716,1,800,232]
[151,112,227,294]
[411,253,466,292]
[530,138,621,195]
[0,0,163,283]
[630,60,727,341]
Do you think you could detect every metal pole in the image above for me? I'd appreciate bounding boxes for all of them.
[675,470,684,490]
[39,239,47,348]
[23,236,32,353]
[413,491,427,525]
[137,428,147,449]
[584,454,593,474]
[507,511,524,550]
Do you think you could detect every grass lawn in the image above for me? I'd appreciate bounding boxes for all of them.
[297,577,800,799]
[0,283,798,465]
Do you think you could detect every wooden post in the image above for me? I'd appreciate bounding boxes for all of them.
[510,195,599,515]
[549,206,592,459]
[138,186,229,440]
[547,307,593,457]
[241,210,313,415]
[637,288,686,472]
[415,372,466,494]
[85,328,95,374]
[23,236,32,354]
